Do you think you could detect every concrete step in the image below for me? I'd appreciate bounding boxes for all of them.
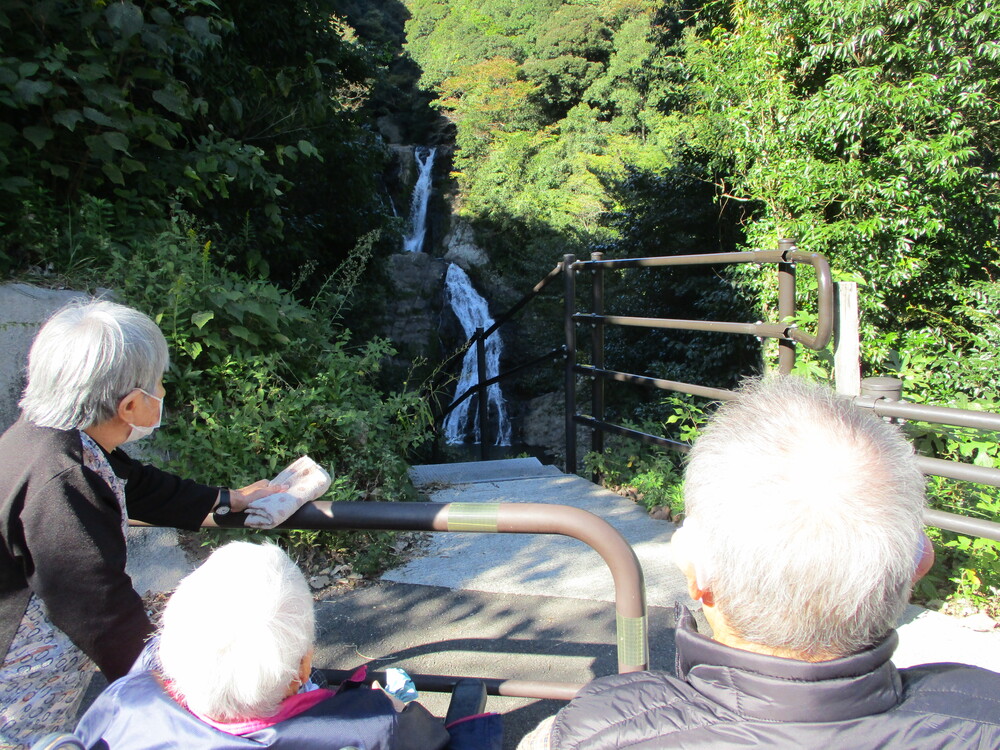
[395,465,692,610]
[409,457,563,487]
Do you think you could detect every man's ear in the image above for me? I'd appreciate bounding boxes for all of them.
[672,526,711,603]
[913,532,935,583]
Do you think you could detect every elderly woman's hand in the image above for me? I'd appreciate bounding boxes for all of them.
[230,480,289,513]
[243,457,332,529]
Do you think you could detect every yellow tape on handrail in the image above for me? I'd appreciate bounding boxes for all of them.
[616,613,649,669]
[447,503,500,532]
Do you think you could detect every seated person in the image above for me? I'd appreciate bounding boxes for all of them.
[519,377,1000,749]
[76,541,451,749]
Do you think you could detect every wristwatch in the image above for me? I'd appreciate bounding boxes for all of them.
[214,488,232,517]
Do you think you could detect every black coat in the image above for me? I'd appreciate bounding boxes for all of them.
[549,606,1000,748]
[0,418,218,680]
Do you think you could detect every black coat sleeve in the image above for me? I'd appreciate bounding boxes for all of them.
[24,465,153,681]
[108,450,218,529]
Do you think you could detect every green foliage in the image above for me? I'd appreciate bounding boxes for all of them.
[0,0,390,286]
[107,216,434,556]
[584,393,712,514]
[675,0,1000,344]
[601,167,761,391]
[406,0,689,285]
[666,0,1000,612]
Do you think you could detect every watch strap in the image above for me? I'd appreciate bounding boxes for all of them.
[214,487,232,516]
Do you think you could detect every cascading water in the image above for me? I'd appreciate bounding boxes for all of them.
[441,263,511,446]
[400,144,509,445]
[402,146,436,253]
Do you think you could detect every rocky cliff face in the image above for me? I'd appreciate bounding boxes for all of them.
[376,252,455,380]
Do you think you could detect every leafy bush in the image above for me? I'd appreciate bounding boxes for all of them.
[583,393,712,515]
[0,0,389,288]
[108,215,433,559]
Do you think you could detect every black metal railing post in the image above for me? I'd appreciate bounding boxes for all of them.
[777,238,797,375]
[591,251,605,481]
[475,327,488,459]
[564,254,578,474]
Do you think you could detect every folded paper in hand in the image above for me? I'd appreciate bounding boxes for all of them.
[244,456,332,529]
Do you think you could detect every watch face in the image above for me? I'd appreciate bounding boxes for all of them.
[215,506,231,516]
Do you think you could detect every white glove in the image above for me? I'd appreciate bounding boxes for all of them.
[244,456,332,529]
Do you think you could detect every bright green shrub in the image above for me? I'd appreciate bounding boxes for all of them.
[108,216,433,558]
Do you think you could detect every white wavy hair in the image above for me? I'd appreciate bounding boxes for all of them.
[159,542,315,721]
[683,377,926,658]
[19,299,168,429]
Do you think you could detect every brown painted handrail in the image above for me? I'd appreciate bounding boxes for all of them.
[573,248,834,353]
[207,500,649,682]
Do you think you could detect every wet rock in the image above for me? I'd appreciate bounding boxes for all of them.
[443,220,488,270]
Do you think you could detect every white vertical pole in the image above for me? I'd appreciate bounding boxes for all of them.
[834,282,860,396]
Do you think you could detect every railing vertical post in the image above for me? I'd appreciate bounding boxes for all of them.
[564,254,578,474]
[860,376,904,424]
[777,238,797,375]
[476,327,488,460]
[591,252,605,483]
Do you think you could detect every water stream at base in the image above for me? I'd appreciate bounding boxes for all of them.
[441,263,511,446]
[398,145,510,445]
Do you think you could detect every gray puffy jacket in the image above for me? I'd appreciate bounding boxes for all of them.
[550,606,1000,748]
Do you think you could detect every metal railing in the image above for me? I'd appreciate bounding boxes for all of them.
[565,240,835,471]
[202,499,649,699]
[855,377,1000,542]
[430,239,1000,544]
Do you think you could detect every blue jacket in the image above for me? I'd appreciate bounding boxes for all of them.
[76,670,450,750]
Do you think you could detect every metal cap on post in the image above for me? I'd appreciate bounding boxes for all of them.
[860,377,903,402]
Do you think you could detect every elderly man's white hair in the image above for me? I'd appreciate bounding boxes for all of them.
[159,542,315,721]
[20,299,169,430]
[682,376,926,658]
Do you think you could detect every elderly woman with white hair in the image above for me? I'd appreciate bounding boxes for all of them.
[75,542,451,749]
[0,300,291,748]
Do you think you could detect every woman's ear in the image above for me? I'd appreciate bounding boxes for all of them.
[298,648,313,687]
[116,389,143,424]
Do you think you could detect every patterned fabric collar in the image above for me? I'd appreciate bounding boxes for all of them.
[78,430,128,537]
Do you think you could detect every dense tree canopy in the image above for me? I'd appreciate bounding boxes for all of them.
[0,0,389,284]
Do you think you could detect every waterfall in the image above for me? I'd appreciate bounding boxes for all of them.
[442,263,511,446]
[399,144,509,444]
[402,146,436,253]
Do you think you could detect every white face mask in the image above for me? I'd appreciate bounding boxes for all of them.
[123,388,163,443]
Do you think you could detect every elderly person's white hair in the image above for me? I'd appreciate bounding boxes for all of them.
[19,299,169,430]
[158,542,315,721]
[681,377,926,659]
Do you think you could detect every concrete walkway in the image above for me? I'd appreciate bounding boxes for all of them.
[393,458,1000,671]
